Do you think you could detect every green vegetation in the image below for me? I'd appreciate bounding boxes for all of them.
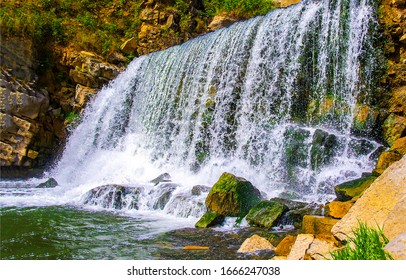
[64,111,79,123]
[0,0,143,55]
[331,223,393,260]
[1,0,275,57]
[204,0,275,18]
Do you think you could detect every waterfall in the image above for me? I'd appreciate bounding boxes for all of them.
[50,0,383,216]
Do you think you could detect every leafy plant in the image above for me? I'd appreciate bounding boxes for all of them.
[64,111,79,123]
[331,222,393,260]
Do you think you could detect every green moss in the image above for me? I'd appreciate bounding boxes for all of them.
[195,212,225,228]
[246,200,288,229]
[334,176,377,201]
[206,172,261,217]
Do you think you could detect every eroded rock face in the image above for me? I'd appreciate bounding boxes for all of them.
[332,155,406,241]
[384,231,406,260]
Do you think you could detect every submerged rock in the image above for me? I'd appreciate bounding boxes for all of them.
[195,212,225,228]
[36,178,58,188]
[205,172,261,217]
[246,200,288,229]
[334,175,377,201]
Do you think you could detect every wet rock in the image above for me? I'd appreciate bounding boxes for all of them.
[36,178,58,188]
[280,203,324,228]
[334,175,377,201]
[275,235,297,256]
[150,172,171,185]
[373,137,406,175]
[302,215,339,235]
[325,201,354,219]
[191,185,210,196]
[382,113,406,147]
[152,183,178,210]
[205,172,261,217]
[195,212,225,228]
[310,129,339,171]
[332,155,406,241]
[237,234,275,253]
[82,184,143,210]
[246,200,288,229]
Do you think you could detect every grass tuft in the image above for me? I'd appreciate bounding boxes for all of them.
[331,222,393,260]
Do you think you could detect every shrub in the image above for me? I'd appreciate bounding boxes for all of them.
[331,222,393,260]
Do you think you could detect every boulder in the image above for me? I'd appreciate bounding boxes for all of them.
[276,0,302,7]
[325,201,354,219]
[332,155,406,241]
[152,183,178,210]
[384,232,406,260]
[237,234,275,253]
[306,237,336,260]
[286,234,314,260]
[302,215,339,235]
[191,185,210,196]
[275,235,297,256]
[334,175,377,201]
[195,212,225,228]
[205,172,261,217]
[36,178,58,188]
[74,84,96,107]
[382,113,406,147]
[373,151,402,175]
[246,200,288,229]
[82,184,143,210]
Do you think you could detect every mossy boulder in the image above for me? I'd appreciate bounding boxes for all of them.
[246,200,288,229]
[195,212,225,228]
[205,172,261,217]
[382,113,406,147]
[334,176,377,201]
[36,178,58,188]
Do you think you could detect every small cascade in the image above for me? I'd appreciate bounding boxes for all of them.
[47,0,384,217]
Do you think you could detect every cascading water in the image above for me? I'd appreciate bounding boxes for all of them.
[2,0,384,221]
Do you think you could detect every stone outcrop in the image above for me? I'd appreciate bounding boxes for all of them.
[332,155,406,241]
[324,201,353,219]
[0,38,56,168]
[373,136,406,175]
[0,36,124,170]
[237,234,275,253]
